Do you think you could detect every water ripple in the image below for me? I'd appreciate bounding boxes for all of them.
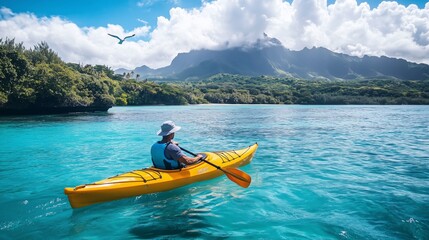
[1,105,428,239]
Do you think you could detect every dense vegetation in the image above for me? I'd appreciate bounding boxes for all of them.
[1,39,428,115]
[0,39,204,114]
[182,74,429,104]
[0,39,115,111]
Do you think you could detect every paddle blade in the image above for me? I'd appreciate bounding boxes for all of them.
[223,168,251,188]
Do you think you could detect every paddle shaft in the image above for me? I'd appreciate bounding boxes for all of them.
[179,146,249,182]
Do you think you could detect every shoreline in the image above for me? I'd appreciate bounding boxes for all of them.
[1,103,428,116]
[0,106,112,116]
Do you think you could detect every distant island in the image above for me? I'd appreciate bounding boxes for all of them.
[1,38,428,115]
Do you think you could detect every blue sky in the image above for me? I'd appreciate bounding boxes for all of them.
[1,0,202,30]
[1,0,428,69]
[2,0,427,30]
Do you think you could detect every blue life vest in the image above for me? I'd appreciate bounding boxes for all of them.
[151,142,181,170]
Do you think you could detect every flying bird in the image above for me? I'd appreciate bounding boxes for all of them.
[108,33,135,44]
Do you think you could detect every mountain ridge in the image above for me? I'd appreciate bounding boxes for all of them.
[116,36,429,81]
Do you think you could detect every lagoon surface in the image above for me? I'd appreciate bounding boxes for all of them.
[1,105,428,239]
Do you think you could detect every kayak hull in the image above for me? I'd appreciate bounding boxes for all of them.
[64,143,258,208]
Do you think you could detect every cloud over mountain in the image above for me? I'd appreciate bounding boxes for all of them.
[1,0,429,69]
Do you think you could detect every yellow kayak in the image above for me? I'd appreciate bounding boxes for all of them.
[64,143,258,208]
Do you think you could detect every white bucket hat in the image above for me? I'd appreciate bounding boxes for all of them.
[157,120,181,136]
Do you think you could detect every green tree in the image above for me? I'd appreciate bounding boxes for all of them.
[0,39,29,95]
[26,42,62,65]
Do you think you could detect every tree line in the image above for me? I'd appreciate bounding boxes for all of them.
[1,39,428,115]
[0,39,205,114]
[182,74,429,105]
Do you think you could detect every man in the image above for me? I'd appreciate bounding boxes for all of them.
[151,120,202,170]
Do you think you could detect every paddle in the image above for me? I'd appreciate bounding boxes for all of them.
[179,146,251,188]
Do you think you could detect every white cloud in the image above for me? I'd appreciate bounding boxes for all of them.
[1,1,429,70]
[136,0,152,7]
[0,7,151,69]
[137,18,149,25]
[0,6,14,16]
[137,0,180,8]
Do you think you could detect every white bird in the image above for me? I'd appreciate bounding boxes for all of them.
[108,33,135,44]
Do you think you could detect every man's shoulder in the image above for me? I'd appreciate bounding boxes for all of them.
[166,143,181,151]
[165,143,185,159]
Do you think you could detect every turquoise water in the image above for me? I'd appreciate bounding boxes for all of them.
[1,105,428,239]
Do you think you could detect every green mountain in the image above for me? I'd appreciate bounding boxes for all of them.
[117,35,429,81]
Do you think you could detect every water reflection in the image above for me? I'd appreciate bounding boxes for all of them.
[129,209,212,238]
[129,185,231,239]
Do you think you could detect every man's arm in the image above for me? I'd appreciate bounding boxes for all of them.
[178,154,202,165]
[167,143,202,165]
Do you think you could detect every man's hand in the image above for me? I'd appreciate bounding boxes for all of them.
[171,140,180,146]
[178,154,203,165]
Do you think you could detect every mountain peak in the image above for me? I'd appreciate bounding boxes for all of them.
[135,65,153,71]
[250,33,283,49]
[116,39,429,81]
